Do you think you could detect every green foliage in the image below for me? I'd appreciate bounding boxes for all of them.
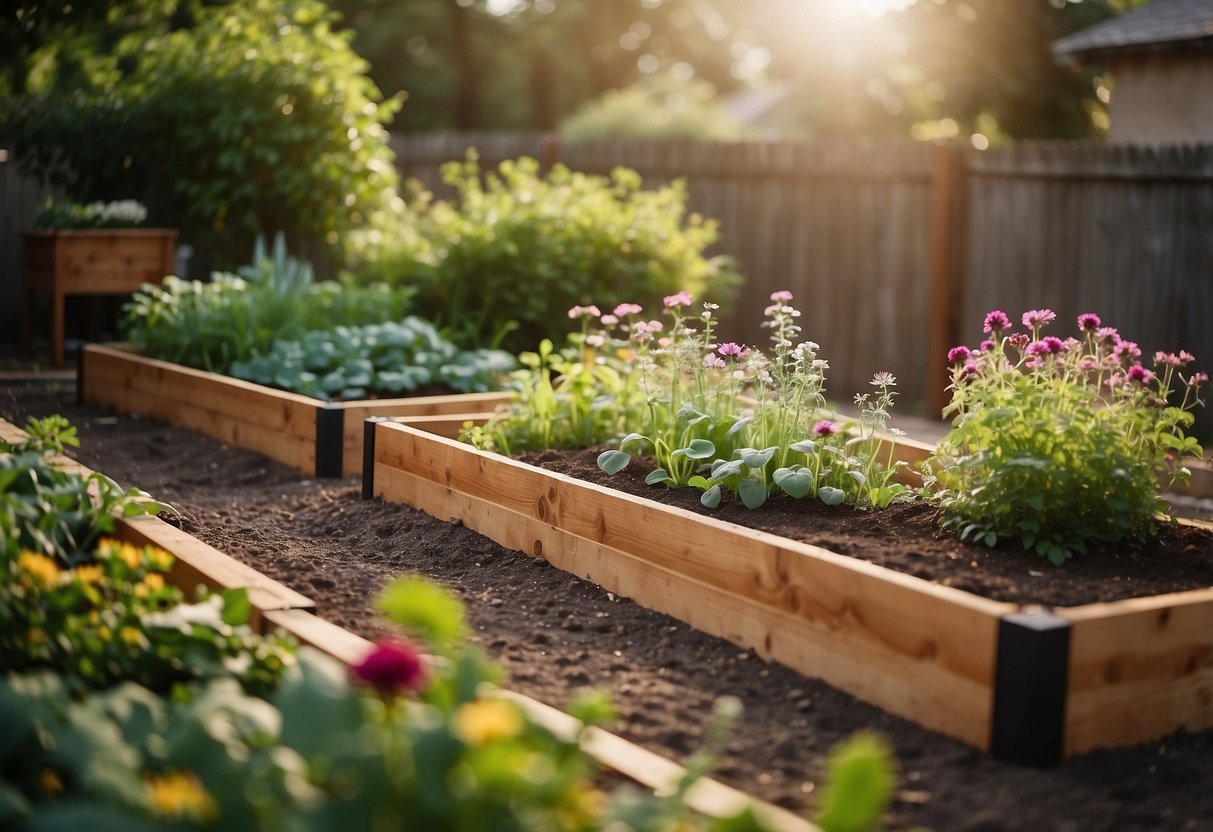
[814,733,895,832]
[228,318,514,401]
[34,198,147,230]
[123,236,414,374]
[374,575,471,650]
[367,154,738,353]
[925,311,1207,565]
[560,73,750,142]
[0,569,896,831]
[1,417,161,565]
[4,0,402,266]
[470,293,907,511]
[0,417,294,697]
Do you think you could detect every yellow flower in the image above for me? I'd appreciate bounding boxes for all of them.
[73,564,104,585]
[98,626,112,643]
[18,551,61,589]
[119,543,142,570]
[452,698,524,746]
[120,626,146,647]
[146,546,174,571]
[143,573,165,590]
[557,783,605,828]
[39,768,64,795]
[145,771,218,822]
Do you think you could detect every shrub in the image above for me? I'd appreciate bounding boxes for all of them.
[560,73,751,142]
[34,198,148,229]
[925,309,1207,564]
[369,154,738,353]
[123,235,414,374]
[4,0,402,267]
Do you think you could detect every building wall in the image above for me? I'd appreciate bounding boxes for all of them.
[1108,51,1213,145]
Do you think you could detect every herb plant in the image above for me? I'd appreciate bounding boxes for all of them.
[34,198,148,229]
[925,309,1208,564]
[123,234,414,373]
[228,318,515,401]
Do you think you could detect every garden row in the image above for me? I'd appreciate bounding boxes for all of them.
[2,414,885,831]
[77,280,1213,768]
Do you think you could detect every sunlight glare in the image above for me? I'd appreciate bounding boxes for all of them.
[825,0,916,19]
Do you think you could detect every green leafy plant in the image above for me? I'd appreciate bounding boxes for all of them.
[583,291,908,511]
[228,318,515,401]
[4,0,402,267]
[368,154,739,353]
[34,198,148,229]
[1,416,162,564]
[924,309,1207,565]
[123,235,414,374]
[560,72,751,142]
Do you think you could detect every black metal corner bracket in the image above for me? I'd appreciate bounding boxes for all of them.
[314,404,345,478]
[991,608,1072,767]
[361,416,385,500]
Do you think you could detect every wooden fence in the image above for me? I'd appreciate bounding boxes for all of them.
[392,134,1213,437]
[0,151,56,352]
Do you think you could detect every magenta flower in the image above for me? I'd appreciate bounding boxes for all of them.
[812,420,836,437]
[1076,313,1101,332]
[1041,336,1066,354]
[1008,333,1030,349]
[1022,309,1056,330]
[1190,372,1209,388]
[717,342,743,357]
[979,339,996,352]
[1095,326,1120,344]
[352,639,428,696]
[770,290,793,302]
[663,292,693,309]
[567,305,601,320]
[947,345,972,364]
[962,359,980,378]
[1025,340,1050,358]
[1154,351,1182,368]
[983,310,1011,334]
[1126,363,1155,384]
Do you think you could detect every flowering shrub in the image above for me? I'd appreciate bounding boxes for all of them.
[0,572,895,831]
[925,309,1207,564]
[469,292,908,511]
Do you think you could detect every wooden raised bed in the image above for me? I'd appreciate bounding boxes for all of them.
[363,420,1213,766]
[0,416,813,832]
[79,344,512,477]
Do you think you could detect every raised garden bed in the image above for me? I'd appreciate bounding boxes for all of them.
[79,343,510,477]
[0,413,813,832]
[364,420,1213,766]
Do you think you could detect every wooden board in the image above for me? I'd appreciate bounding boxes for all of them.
[370,422,1013,750]
[1059,588,1213,756]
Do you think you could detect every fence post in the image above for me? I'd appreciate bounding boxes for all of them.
[928,140,964,417]
[540,131,560,174]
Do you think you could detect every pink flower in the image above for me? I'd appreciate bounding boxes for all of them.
[1179,350,1196,365]
[1095,327,1120,344]
[1022,309,1056,329]
[983,310,1011,334]
[1113,340,1142,361]
[1025,340,1050,357]
[770,290,793,302]
[1189,372,1209,388]
[947,345,972,364]
[979,339,996,352]
[1126,363,1155,384]
[352,639,428,696]
[812,420,836,437]
[663,292,693,309]
[1008,333,1030,349]
[599,314,619,326]
[703,353,726,369]
[613,303,643,317]
[962,359,980,378]
[717,342,743,357]
[567,305,601,320]
[1076,313,1101,332]
[1154,351,1182,368]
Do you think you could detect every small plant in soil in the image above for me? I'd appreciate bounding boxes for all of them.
[924,309,1208,565]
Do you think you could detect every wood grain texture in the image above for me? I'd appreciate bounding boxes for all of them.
[1058,588,1213,756]
[371,422,1013,749]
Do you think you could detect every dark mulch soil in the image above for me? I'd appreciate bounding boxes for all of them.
[4,382,1212,832]
[518,448,1213,608]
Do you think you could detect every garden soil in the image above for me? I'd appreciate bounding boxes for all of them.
[4,381,1212,832]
